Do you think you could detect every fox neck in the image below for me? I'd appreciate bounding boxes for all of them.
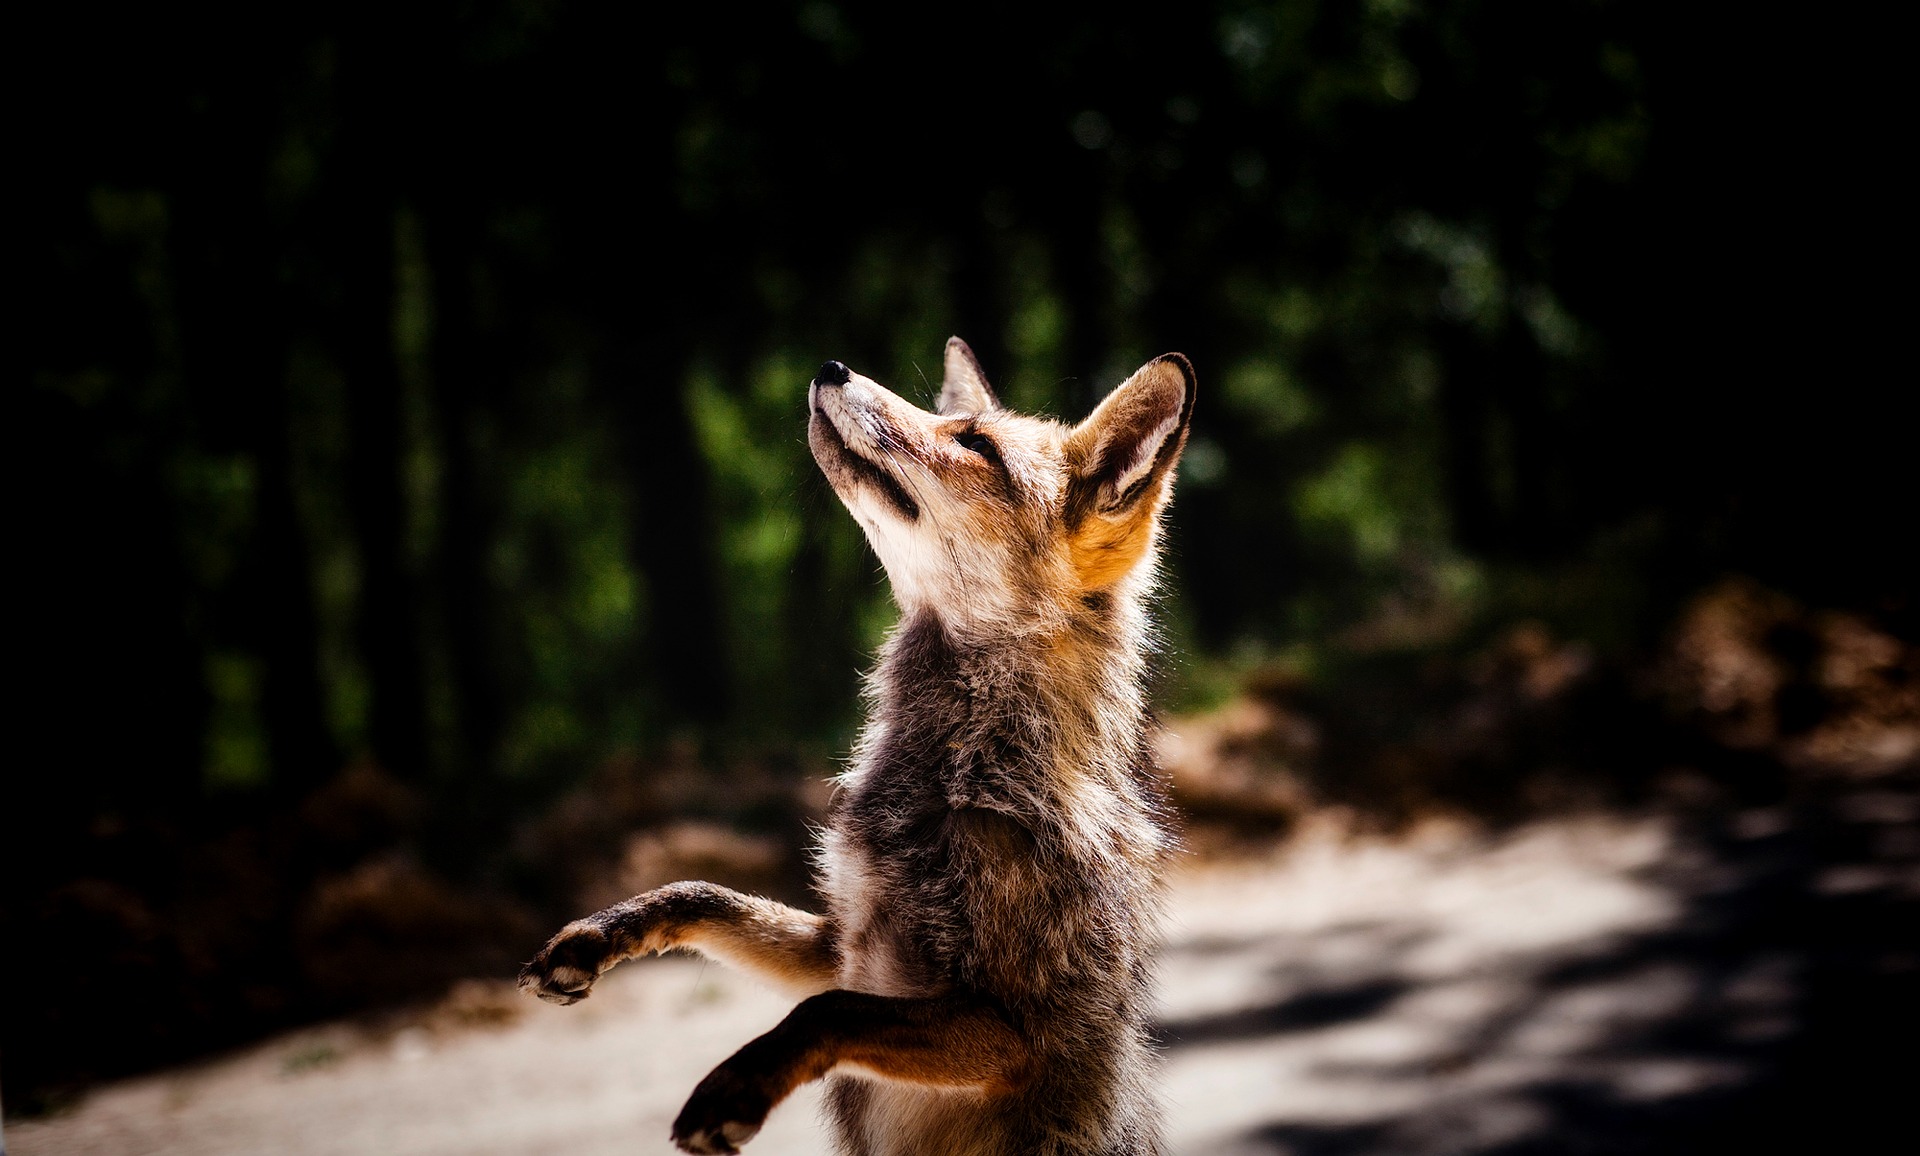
[858,578,1158,836]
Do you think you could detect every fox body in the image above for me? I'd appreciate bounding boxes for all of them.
[520,339,1195,1155]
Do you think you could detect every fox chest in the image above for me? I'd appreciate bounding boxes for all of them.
[817,802,1046,999]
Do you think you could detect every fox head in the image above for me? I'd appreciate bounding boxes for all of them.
[808,337,1195,631]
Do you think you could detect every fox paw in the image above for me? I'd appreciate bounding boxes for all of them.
[516,922,613,1005]
[671,1066,771,1154]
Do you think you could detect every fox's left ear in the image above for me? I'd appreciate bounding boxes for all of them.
[1067,353,1196,517]
[937,337,1000,415]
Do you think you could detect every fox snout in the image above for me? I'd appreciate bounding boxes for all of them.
[806,360,859,445]
[807,366,926,529]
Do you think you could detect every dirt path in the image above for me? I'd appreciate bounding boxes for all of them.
[10,804,1904,1155]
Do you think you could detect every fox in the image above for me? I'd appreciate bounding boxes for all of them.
[519,338,1196,1155]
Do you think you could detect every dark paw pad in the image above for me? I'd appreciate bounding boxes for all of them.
[672,1067,772,1154]
[672,1119,760,1155]
[516,923,612,1005]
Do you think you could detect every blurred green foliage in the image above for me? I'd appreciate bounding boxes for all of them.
[21,0,1903,804]
[9,0,1903,1097]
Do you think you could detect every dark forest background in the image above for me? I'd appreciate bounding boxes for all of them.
[9,0,1912,1122]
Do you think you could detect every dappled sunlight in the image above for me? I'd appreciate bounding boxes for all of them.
[21,776,1915,1155]
[1152,766,1919,1156]
[1160,816,1706,1153]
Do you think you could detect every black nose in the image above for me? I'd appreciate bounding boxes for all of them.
[814,360,851,387]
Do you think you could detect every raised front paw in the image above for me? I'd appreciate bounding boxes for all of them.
[671,1063,773,1155]
[517,920,614,1005]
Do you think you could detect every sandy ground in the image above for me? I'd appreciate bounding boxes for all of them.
[0,811,1841,1156]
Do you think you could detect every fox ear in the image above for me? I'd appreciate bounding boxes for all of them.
[1067,353,1196,515]
[937,337,1000,415]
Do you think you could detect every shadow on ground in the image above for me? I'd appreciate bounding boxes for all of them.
[1154,774,1920,1155]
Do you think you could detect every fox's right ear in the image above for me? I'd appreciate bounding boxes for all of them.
[937,337,1000,415]
[1065,353,1196,518]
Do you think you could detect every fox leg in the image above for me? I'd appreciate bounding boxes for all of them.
[518,881,838,1003]
[671,990,1032,1154]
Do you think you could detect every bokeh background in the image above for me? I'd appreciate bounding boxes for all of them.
[11,0,1914,1150]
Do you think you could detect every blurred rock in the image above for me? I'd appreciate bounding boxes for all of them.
[421,978,524,1033]
[1159,694,1321,829]
[520,744,825,912]
[1473,621,1594,703]
[1657,579,1919,777]
[578,821,791,911]
[1656,580,1802,749]
[296,855,537,1008]
[299,761,421,858]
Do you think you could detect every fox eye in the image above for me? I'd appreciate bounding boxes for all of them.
[955,432,998,460]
